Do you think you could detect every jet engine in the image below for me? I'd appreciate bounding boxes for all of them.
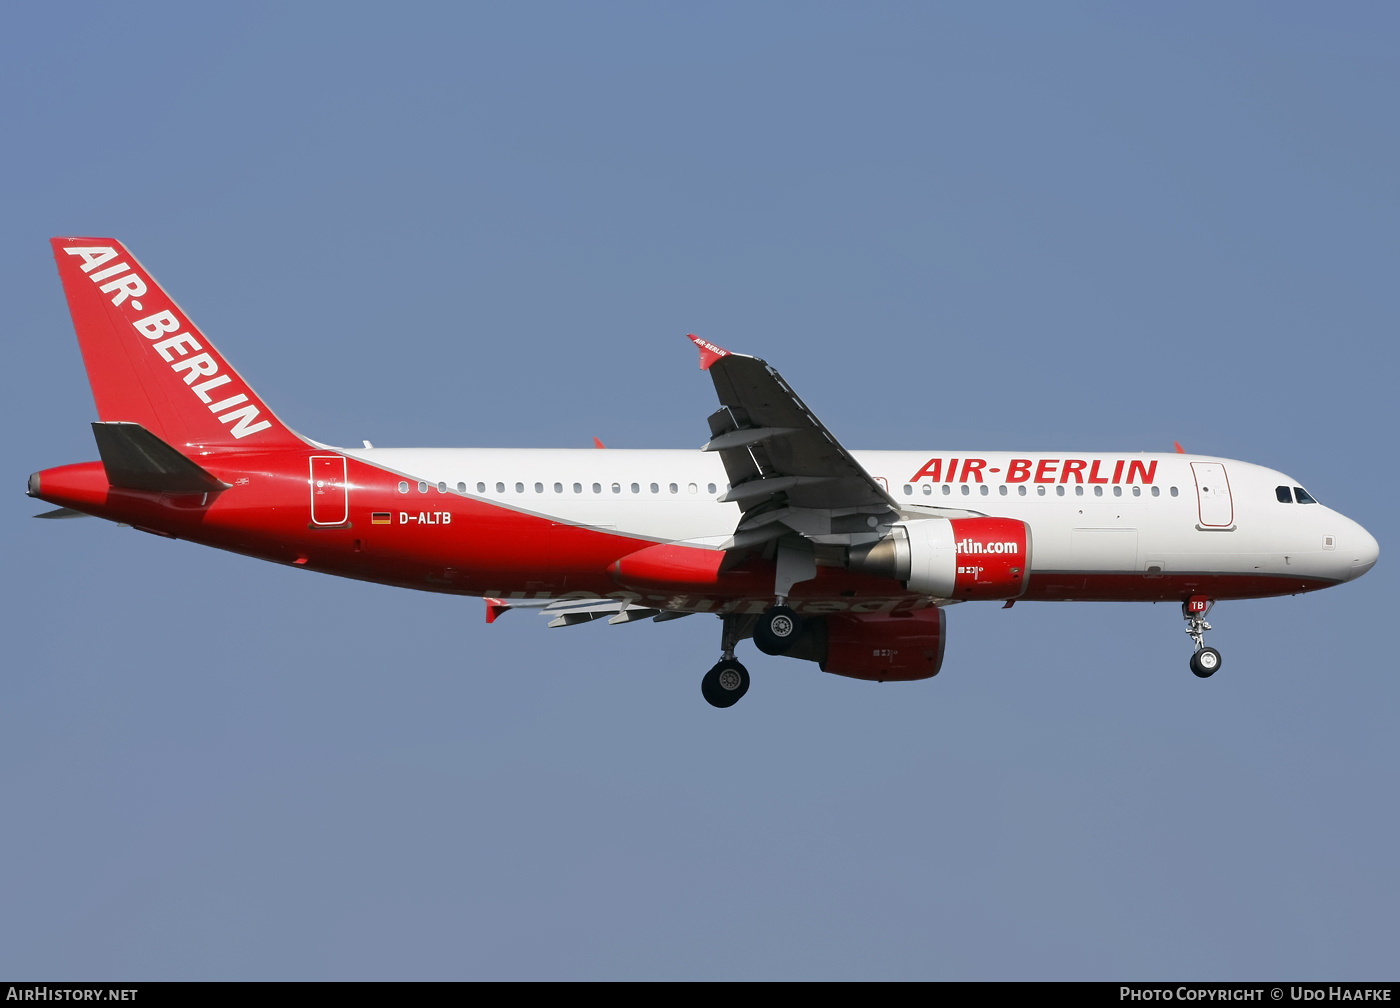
[820,607,947,681]
[772,607,946,681]
[847,516,1031,601]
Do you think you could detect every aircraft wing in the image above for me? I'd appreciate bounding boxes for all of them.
[689,335,901,558]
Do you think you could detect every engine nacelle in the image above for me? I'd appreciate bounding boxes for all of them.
[814,608,947,681]
[848,516,1031,601]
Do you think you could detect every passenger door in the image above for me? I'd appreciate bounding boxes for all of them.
[310,455,349,526]
[1191,462,1234,528]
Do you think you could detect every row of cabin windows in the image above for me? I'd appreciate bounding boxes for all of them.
[901,483,1172,498]
[394,479,1178,500]
[397,480,719,496]
[1276,486,1318,504]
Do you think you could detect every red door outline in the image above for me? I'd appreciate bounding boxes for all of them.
[1191,462,1234,528]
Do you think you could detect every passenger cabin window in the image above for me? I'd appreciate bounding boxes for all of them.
[630,483,639,493]
[922,485,932,496]
[438,482,447,493]
[650,483,659,493]
[612,483,621,494]
[903,485,913,495]
[573,483,582,493]
[669,483,678,494]
[707,483,717,494]
[496,482,505,493]
[554,482,563,493]
[1276,485,1293,503]
[1295,487,1317,504]
[1170,487,1178,497]
[515,482,524,493]
[398,481,409,493]
[418,481,428,493]
[592,483,601,494]
[1151,486,1160,497]
[477,482,486,493]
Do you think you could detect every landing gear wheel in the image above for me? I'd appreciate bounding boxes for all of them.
[753,605,802,655]
[1190,647,1222,678]
[702,659,750,708]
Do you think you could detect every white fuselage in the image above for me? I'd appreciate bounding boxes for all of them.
[342,447,1377,590]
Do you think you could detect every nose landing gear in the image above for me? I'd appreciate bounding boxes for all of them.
[1184,596,1222,678]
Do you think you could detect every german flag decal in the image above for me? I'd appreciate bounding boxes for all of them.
[371,512,392,525]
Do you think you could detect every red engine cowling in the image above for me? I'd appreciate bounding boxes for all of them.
[819,608,947,682]
[849,516,1030,601]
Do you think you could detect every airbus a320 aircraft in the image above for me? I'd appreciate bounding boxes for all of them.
[29,238,1379,707]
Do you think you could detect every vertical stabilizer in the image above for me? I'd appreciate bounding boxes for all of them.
[50,237,304,451]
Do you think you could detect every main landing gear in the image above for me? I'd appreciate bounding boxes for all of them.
[1183,596,1222,678]
[702,659,749,708]
[698,593,810,707]
[701,613,755,708]
[753,604,802,655]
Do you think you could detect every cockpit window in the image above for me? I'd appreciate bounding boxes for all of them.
[1275,485,1293,503]
[1294,486,1317,504]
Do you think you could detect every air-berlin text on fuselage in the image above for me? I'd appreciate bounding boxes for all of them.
[909,457,1158,485]
[62,246,272,440]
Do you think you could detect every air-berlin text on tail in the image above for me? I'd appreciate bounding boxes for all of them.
[62,246,271,440]
[910,457,1158,485]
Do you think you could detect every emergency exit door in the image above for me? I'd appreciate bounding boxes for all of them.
[310,455,348,525]
[1191,462,1234,528]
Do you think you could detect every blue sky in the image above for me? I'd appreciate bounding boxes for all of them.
[3,2,1396,980]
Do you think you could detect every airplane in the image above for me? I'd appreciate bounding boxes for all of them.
[28,237,1380,708]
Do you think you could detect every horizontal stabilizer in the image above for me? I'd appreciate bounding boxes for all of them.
[34,507,89,519]
[92,421,232,493]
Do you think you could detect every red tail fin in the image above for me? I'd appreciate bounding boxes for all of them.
[50,237,304,451]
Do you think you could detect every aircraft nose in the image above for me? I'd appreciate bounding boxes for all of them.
[1347,522,1379,581]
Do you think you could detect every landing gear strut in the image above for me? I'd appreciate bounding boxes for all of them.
[1183,596,1222,678]
[702,614,753,708]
